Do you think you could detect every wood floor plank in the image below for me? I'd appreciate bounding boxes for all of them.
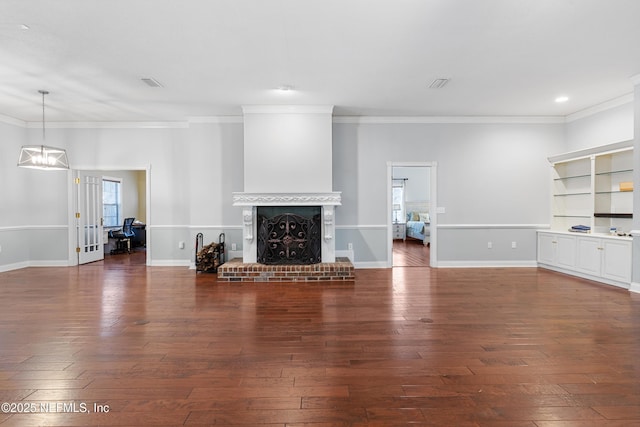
[0,253,639,425]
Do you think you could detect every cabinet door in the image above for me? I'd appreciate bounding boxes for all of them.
[601,239,632,283]
[576,237,602,276]
[555,234,577,269]
[537,233,557,265]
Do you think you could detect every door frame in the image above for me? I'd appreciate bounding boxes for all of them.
[386,161,438,268]
[67,165,151,266]
[76,171,105,264]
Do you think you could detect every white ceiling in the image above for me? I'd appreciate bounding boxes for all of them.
[1,0,640,123]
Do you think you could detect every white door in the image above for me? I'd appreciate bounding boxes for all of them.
[77,172,104,264]
[576,236,602,276]
[602,239,632,284]
[555,234,577,270]
[537,233,557,265]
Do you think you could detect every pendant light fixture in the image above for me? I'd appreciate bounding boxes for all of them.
[17,90,69,170]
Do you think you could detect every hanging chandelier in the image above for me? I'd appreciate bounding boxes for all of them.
[17,90,69,170]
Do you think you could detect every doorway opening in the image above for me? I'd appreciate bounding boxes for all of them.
[387,162,437,268]
[69,167,150,266]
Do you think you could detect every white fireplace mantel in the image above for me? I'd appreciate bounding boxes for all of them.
[232,192,341,206]
[233,192,341,263]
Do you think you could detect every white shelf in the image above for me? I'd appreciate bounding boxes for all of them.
[549,143,633,234]
[541,142,634,289]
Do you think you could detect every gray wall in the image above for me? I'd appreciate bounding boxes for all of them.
[393,166,430,203]
[565,102,634,151]
[332,121,564,266]
[0,121,69,269]
[0,107,634,271]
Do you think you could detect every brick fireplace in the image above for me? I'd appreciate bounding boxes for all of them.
[231,191,341,264]
[217,105,354,282]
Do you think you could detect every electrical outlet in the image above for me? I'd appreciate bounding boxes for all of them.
[512,241,517,249]
[231,243,237,251]
[178,241,185,249]
[348,243,353,251]
[487,241,492,249]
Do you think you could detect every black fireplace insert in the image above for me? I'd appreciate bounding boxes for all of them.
[256,206,321,265]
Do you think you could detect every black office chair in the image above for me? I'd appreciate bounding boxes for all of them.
[109,217,135,254]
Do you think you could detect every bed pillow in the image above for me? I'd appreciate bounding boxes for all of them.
[406,212,413,222]
[419,213,430,223]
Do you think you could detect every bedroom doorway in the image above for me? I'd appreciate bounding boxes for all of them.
[388,162,437,268]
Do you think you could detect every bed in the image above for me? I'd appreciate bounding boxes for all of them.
[405,201,431,246]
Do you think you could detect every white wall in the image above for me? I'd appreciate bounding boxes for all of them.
[2,113,625,270]
[393,166,430,203]
[0,121,69,270]
[565,101,634,151]
[332,121,565,266]
[186,121,244,264]
[243,107,333,193]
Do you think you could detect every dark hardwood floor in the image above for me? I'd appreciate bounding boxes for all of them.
[0,257,639,426]
[393,239,429,267]
[103,247,147,266]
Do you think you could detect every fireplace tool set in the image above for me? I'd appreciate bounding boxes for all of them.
[195,232,225,273]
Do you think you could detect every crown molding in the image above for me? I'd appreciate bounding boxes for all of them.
[0,113,26,127]
[25,121,191,129]
[565,93,634,123]
[188,116,243,124]
[242,105,334,115]
[332,115,565,124]
[5,92,634,129]
[1,114,568,127]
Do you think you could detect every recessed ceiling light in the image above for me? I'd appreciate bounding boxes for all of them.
[276,84,295,92]
[555,95,569,103]
[429,78,450,89]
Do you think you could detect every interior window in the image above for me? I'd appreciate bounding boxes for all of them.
[103,178,122,227]
[392,180,405,222]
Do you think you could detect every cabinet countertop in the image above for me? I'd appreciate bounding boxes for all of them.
[537,230,633,241]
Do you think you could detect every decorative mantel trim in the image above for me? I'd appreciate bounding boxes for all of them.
[233,192,342,206]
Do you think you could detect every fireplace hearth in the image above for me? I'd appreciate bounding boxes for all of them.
[257,207,321,265]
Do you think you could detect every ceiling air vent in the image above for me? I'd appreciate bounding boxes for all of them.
[429,78,450,89]
[141,77,163,88]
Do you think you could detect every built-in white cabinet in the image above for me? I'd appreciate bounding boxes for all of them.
[538,231,631,288]
[540,141,634,289]
[600,238,633,284]
[550,140,633,234]
[575,236,602,277]
[537,232,576,269]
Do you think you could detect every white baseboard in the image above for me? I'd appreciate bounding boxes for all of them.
[225,250,243,261]
[0,260,70,273]
[149,259,191,267]
[0,261,30,273]
[336,249,354,263]
[354,261,388,269]
[30,260,70,267]
[437,260,539,268]
[539,264,630,290]
[629,281,640,294]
